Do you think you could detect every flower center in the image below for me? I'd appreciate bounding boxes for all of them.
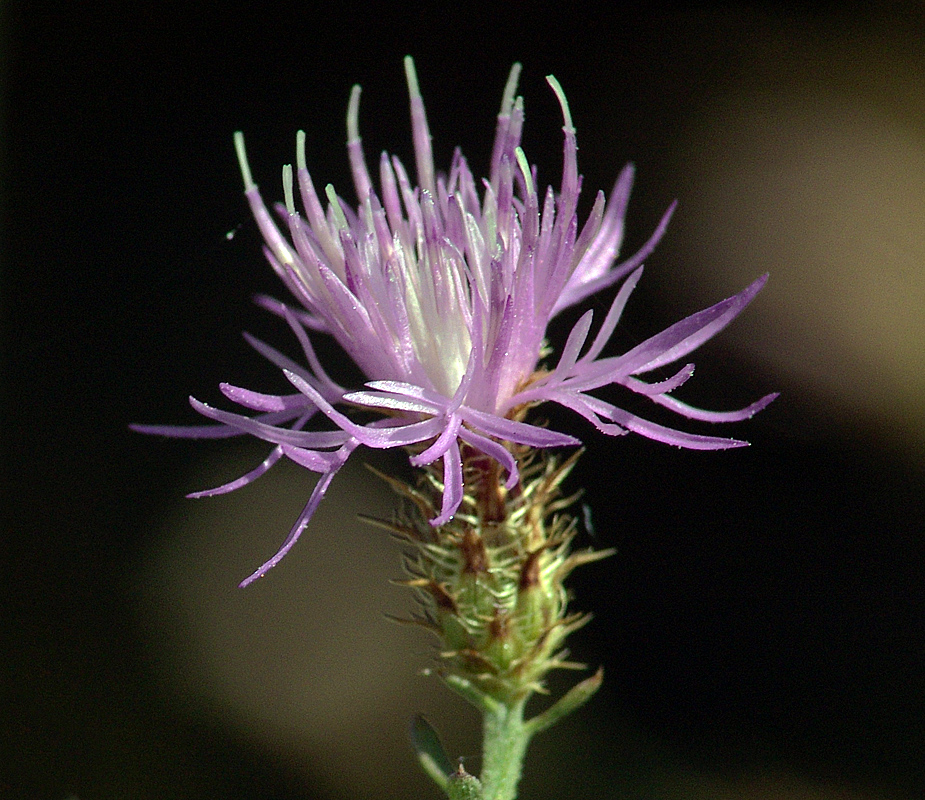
[401,224,473,397]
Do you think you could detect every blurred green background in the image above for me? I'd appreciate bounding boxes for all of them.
[4,2,925,798]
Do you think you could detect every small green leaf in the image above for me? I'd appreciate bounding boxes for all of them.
[410,714,454,792]
[525,667,604,736]
[442,674,501,714]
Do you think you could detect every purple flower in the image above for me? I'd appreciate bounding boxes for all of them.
[135,58,775,586]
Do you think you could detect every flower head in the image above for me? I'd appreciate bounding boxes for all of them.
[135,57,775,586]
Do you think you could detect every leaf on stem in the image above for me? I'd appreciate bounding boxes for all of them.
[525,667,604,736]
[411,714,454,792]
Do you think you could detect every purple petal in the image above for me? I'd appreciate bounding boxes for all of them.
[313,259,374,338]
[457,425,519,490]
[221,384,313,412]
[625,363,695,396]
[555,199,676,314]
[532,355,625,396]
[489,63,523,190]
[580,266,644,364]
[281,444,343,472]
[566,165,634,294]
[618,274,768,376]
[342,390,438,415]
[240,183,302,283]
[346,84,373,202]
[131,406,309,440]
[569,190,607,277]
[280,304,345,393]
[404,56,436,199]
[129,421,252,440]
[187,446,285,497]
[604,405,750,450]
[550,309,594,380]
[637,389,780,423]
[363,380,448,407]
[238,440,358,587]
[188,397,348,449]
[544,390,629,437]
[429,439,463,526]
[242,332,319,387]
[295,155,342,266]
[253,293,329,333]
[462,407,581,449]
[283,369,443,448]
[409,415,461,467]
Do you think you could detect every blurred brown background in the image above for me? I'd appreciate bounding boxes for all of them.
[3,2,925,799]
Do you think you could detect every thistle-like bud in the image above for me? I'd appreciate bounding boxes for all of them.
[378,445,613,708]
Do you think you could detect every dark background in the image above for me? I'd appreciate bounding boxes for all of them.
[4,2,925,799]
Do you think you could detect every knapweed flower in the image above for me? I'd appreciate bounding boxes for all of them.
[135,58,775,587]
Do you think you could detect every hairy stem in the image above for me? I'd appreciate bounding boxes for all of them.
[479,699,531,800]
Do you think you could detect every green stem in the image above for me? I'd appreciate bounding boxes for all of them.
[479,699,531,800]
